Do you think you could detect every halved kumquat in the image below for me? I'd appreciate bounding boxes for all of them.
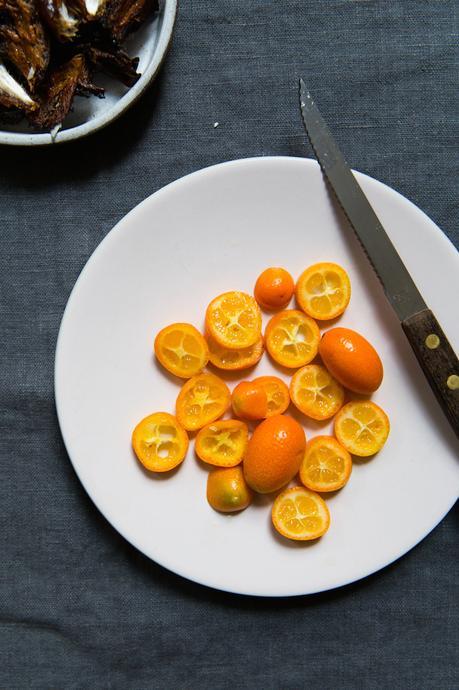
[296,262,351,320]
[272,486,330,541]
[155,323,209,378]
[334,401,390,456]
[195,420,249,467]
[207,334,264,371]
[290,364,345,420]
[254,376,290,416]
[300,435,352,492]
[265,309,320,368]
[176,373,230,431]
[206,291,262,350]
[132,412,189,472]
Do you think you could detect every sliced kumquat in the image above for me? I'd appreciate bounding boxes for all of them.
[132,412,189,472]
[334,401,390,456]
[154,323,209,378]
[254,376,290,416]
[296,262,351,320]
[272,486,330,541]
[299,435,352,492]
[206,291,262,350]
[206,333,264,371]
[176,373,231,431]
[265,309,320,368]
[195,420,249,467]
[290,364,345,420]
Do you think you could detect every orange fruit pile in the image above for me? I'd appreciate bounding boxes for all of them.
[132,263,390,542]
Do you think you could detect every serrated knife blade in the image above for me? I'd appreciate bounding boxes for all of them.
[298,78,459,437]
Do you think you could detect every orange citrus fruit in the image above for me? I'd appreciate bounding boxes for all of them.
[207,466,253,513]
[206,291,262,350]
[154,323,209,378]
[254,376,290,416]
[243,414,306,493]
[132,412,188,472]
[195,420,248,467]
[254,267,294,310]
[232,380,268,420]
[296,262,351,320]
[334,401,390,456]
[290,364,345,420]
[299,436,352,492]
[272,486,330,541]
[207,333,264,370]
[265,309,320,368]
[319,327,383,394]
[176,373,230,431]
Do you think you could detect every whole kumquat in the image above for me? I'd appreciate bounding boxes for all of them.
[243,414,306,494]
[207,466,253,513]
[319,327,383,394]
[254,267,295,310]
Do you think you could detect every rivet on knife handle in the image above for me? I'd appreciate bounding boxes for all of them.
[401,310,459,436]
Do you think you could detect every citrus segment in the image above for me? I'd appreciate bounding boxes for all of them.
[254,267,294,310]
[207,334,264,370]
[232,380,268,420]
[206,291,262,349]
[154,323,209,378]
[296,262,351,320]
[290,364,344,420]
[254,376,290,416]
[195,420,248,467]
[207,466,253,513]
[243,415,306,494]
[299,435,352,491]
[272,487,330,541]
[334,401,390,456]
[319,327,383,394]
[176,373,230,431]
[265,309,320,368]
[132,412,189,472]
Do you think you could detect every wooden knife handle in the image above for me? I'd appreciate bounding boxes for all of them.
[402,309,459,437]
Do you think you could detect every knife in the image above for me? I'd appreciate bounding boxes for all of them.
[298,78,459,437]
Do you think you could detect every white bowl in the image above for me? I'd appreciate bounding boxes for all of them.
[0,0,177,146]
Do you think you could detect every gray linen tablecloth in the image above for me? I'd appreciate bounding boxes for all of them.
[1,1,458,688]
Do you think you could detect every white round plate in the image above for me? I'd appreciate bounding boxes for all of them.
[55,157,459,597]
[0,0,177,146]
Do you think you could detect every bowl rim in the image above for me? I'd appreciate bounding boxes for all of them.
[0,0,178,147]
